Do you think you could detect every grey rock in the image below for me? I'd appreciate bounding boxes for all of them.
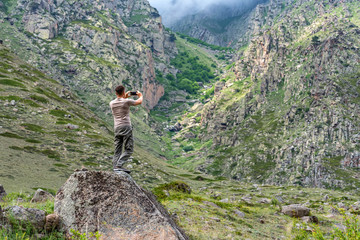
[281,204,310,218]
[301,216,319,224]
[234,210,245,218]
[329,207,340,215]
[31,189,54,203]
[219,198,229,203]
[258,198,271,204]
[55,171,188,240]
[203,201,221,208]
[6,206,46,231]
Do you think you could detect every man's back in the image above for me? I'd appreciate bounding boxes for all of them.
[110,98,136,128]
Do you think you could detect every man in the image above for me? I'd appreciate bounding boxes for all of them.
[110,85,143,174]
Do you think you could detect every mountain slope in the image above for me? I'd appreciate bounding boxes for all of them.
[171,0,360,189]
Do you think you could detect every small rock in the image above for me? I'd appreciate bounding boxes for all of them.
[329,207,340,215]
[258,198,271,204]
[219,198,229,203]
[31,189,54,203]
[65,123,79,130]
[281,204,310,218]
[323,194,329,201]
[301,216,319,224]
[10,100,16,106]
[210,192,221,200]
[203,201,220,208]
[209,217,220,222]
[259,218,265,224]
[6,206,46,231]
[13,108,18,112]
[334,223,346,231]
[234,210,245,218]
[305,226,313,232]
[0,185,6,201]
[275,195,285,203]
[337,202,348,210]
[44,214,59,232]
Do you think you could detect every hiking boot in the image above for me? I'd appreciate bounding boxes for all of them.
[114,167,131,174]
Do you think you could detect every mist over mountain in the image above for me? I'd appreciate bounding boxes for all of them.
[148,0,263,26]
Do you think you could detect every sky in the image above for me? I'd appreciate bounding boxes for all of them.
[148,0,246,26]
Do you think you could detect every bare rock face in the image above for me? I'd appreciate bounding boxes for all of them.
[31,189,54,203]
[281,204,310,218]
[55,171,188,240]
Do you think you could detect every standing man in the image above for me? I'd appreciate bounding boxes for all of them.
[110,85,143,174]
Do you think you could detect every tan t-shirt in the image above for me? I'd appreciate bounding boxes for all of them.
[110,98,137,128]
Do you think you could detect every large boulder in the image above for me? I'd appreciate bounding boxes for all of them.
[31,189,54,203]
[55,171,188,240]
[0,184,6,201]
[281,204,310,218]
[5,206,46,231]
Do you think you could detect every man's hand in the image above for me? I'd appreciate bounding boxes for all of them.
[125,91,131,98]
[136,91,142,97]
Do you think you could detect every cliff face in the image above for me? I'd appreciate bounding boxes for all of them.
[176,0,360,189]
[2,0,176,111]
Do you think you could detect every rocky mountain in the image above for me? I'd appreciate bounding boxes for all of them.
[0,0,177,114]
[170,0,360,189]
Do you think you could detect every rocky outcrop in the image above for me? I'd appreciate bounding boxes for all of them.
[55,170,188,240]
[281,205,310,218]
[5,206,46,231]
[31,189,54,203]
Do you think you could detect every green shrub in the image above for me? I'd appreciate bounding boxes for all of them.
[183,145,194,152]
[152,181,192,200]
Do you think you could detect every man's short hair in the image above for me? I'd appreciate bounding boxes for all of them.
[115,85,125,95]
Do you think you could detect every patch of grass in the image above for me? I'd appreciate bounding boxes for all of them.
[25,139,42,143]
[30,94,48,103]
[0,79,26,88]
[22,123,44,133]
[49,109,69,117]
[54,163,67,168]
[0,132,24,139]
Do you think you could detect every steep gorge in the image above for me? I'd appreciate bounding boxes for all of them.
[170,0,360,189]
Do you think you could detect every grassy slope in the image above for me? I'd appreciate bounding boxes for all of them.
[0,45,222,194]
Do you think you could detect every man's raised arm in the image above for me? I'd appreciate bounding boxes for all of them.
[134,91,143,106]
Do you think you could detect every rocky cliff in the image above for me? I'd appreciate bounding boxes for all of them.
[173,0,360,189]
[1,0,176,112]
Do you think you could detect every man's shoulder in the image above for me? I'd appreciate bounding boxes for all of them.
[109,98,118,106]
